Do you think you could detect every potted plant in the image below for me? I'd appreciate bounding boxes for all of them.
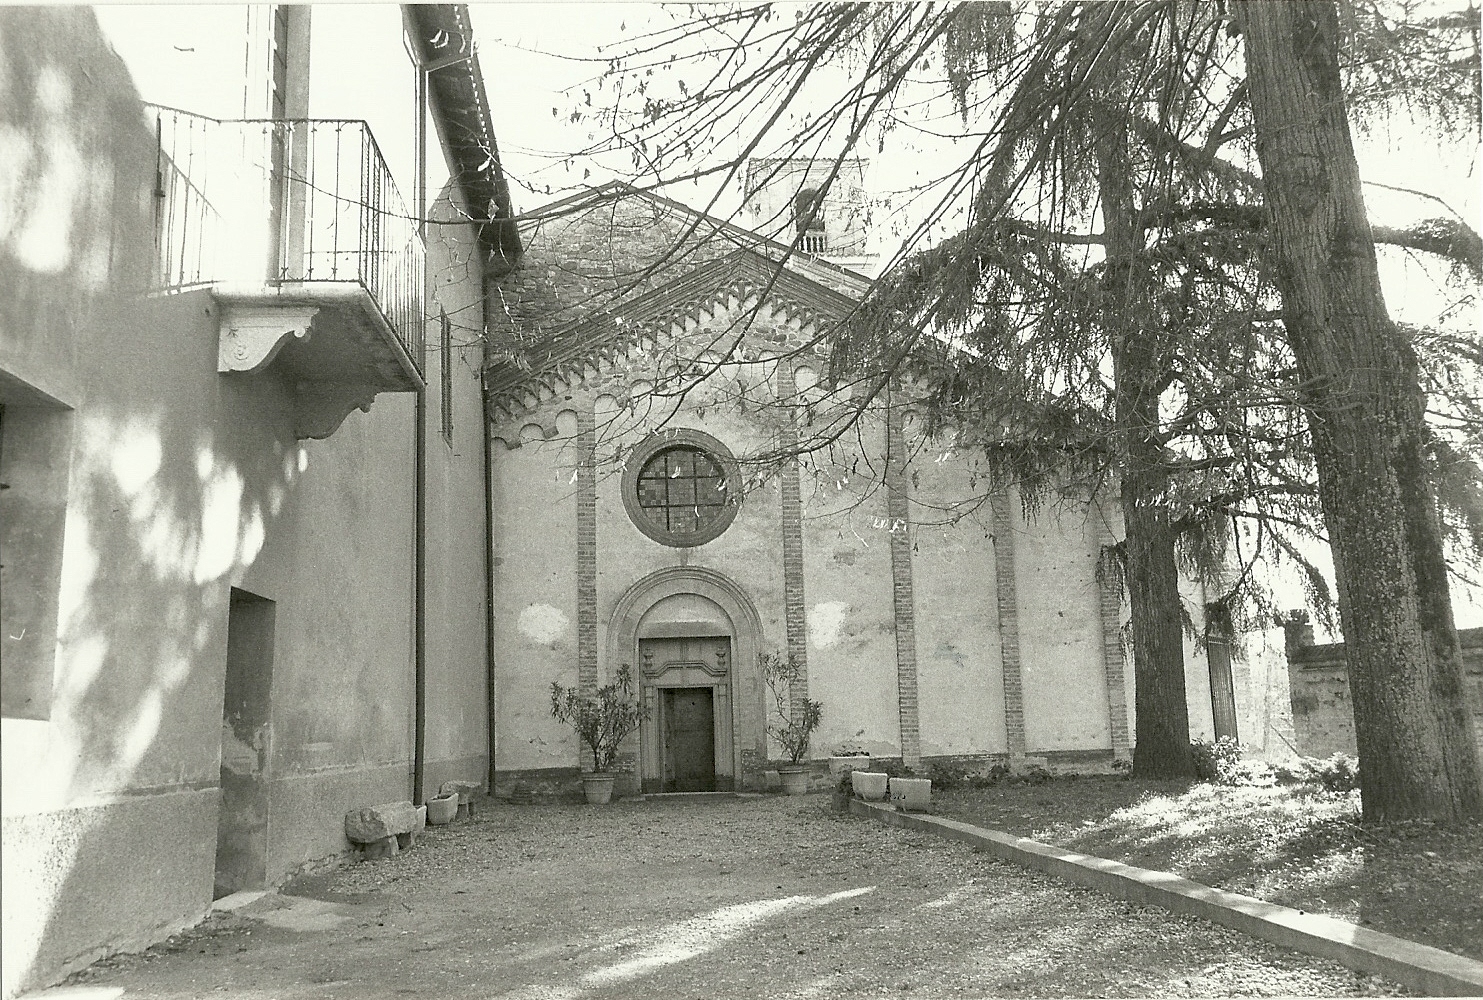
[550,664,648,804]
[762,651,822,795]
[828,745,873,777]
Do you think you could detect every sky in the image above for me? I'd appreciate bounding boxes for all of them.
[470,1,1483,626]
[472,3,1481,227]
[474,2,1481,336]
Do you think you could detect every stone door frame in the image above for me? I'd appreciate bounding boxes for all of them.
[607,567,765,791]
[644,654,729,791]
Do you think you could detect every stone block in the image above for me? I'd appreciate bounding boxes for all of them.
[889,777,932,812]
[439,780,482,804]
[344,801,418,843]
[395,831,418,851]
[425,793,458,825]
[358,836,398,861]
[852,771,888,801]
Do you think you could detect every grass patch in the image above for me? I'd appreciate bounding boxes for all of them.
[935,776,1483,961]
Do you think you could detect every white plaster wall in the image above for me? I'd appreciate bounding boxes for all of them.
[1180,582,1218,742]
[799,411,901,758]
[593,401,788,759]
[490,434,579,771]
[910,451,1007,756]
[1015,502,1113,752]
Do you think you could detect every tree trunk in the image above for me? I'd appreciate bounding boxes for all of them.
[1238,0,1483,820]
[1095,90,1197,780]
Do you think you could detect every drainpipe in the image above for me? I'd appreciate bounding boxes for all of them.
[413,390,428,806]
[411,37,430,808]
[482,369,498,794]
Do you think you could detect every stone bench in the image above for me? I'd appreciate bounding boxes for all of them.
[344,800,424,860]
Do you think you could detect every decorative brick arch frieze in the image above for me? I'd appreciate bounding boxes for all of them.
[606,566,768,787]
[485,250,857,431]
[487,298,825,439]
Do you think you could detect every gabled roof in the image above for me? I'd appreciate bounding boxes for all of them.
[518,180,874,300]
[485,247,861,416]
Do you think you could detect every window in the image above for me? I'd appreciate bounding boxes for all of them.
[622,430,741,547]
[440,308,453,446]
[269,6,290,121]
[793,187,824,233]
[793,187,828,253]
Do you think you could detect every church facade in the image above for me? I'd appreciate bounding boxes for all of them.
[482,180,1249,794]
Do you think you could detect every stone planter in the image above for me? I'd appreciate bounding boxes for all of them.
[425,793,458,825]
[828,755,873,778]
[581,773,617,805]
[889,776,932,812]
[777,765,810,796]
[851,770,888,801]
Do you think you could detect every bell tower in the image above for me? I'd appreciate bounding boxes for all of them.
[742,158,878,274]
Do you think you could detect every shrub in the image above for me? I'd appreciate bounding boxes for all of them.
[969,762,1012,788]
[761,651,822,764]
[1191,736,1245,784]
[549,664,648,773]
[874,757,915,778]
[1009,764,1051,786]
[1306,753,1361,793]
[925,759,972,790]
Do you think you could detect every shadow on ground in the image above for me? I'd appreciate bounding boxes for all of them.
[59,795,1410,999]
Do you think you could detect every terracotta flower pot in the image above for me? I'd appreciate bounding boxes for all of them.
[581,773,616,805]
[777,765,810,796]
[425,793,458,825]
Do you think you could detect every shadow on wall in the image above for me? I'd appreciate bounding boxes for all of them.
[2,10,299,995]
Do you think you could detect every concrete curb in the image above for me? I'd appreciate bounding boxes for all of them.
[850,799,1483,997]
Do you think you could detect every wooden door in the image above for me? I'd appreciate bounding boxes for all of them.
[664,687,716,791]
[638,635,732,792]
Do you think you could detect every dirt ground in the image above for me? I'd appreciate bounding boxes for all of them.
[60,794,1410,999]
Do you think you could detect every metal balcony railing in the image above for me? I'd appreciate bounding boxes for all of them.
[149,104,425,375]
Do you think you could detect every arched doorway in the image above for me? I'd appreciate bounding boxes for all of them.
[607,567,764,793]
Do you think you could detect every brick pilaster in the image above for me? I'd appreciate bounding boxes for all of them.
[1094,516,1133,760]
[990,485,1027,758]
[778,362,808,706]
[885,395,921,769]
[576,410,598,699]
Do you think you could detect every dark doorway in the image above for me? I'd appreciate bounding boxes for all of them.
[663,687,716,792]
[215,588,275,899]
[1205,602,1239,742]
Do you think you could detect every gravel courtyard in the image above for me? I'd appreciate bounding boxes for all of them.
[65,795,1408,999]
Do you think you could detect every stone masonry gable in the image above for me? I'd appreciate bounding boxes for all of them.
[485,249,860,423]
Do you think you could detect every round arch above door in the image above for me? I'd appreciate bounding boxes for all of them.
[607,567,766,793]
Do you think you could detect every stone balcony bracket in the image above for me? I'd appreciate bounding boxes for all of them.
[214,283,424,440]
[218,303,320,375]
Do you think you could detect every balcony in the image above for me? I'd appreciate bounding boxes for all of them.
[799,231,829,255]
[149,105,425,438]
